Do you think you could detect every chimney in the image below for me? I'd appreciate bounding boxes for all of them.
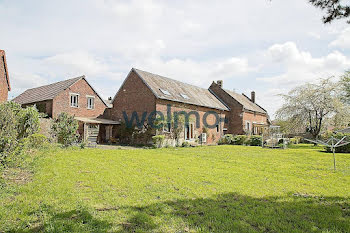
[217,80,223,88]
[251,91,255,103]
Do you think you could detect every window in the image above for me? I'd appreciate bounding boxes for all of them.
[185,123,194,140]
[70,93,79,107]
[163,122,171,132]
[180,93,190,99]
[246,121,251,131]
[159,88,171,96]
[87,96,95,109]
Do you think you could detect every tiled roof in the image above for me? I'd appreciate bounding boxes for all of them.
[13,76,83,104]
[133,68,229,111]
[224,89,267,114]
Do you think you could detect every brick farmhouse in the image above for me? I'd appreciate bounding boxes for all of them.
[0,50,11,102]
[209,81,270,135]
[13,76,119,143]
[12,67,270,146]
[107,68,229,145]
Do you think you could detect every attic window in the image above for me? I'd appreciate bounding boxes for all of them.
[180,93,189,99]
[159,88,171,96]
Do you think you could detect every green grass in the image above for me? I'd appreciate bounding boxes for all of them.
[0,144,349,232]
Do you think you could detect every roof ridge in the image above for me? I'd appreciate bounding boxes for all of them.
[133,68,208,92]
[24,75,84,91]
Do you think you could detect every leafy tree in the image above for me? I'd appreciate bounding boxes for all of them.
[51,112,79,147]
[309,0,350,24]
[276,78,343,139]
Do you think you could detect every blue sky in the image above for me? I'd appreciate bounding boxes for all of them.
[1,0,350,117]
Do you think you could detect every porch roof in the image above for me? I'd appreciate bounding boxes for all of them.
[75,117,120,125]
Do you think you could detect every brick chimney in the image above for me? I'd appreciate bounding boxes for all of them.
[251,91,255,103]
[217,80,223,88]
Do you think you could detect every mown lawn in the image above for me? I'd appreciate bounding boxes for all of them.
[0,145,349,232]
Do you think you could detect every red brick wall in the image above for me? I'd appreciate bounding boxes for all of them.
[209,83,244,135]
[209,82,268,135]
[0,53,9,103]
[242,111,269,134]
[156,99,226,144]
[52,78,106,118]
[23,100,53,117]
[109,70,156,121]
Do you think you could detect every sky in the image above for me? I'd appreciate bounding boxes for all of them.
[1,0,350,118]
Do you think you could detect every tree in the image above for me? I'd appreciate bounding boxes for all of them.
[276,78,343,139]
[309,0,350,24]
[339,70,350,104]
[51,112,79,147]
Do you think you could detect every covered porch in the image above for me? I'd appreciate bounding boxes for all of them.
[252,122,269,135]
[75,117,120,145]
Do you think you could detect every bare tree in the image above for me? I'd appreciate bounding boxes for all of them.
[276,78,343,139]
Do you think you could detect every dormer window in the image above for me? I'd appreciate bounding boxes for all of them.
[70,93,79,107]
[180,93,189,99]
[159,88,171,96]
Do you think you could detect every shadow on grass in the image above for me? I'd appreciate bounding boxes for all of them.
[6,205,112,233]
[118,193,350,232]
[5,193,350,232]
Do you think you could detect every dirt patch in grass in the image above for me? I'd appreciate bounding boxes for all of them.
[2,168,33,185]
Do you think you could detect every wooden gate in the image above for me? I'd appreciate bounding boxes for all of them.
[86,124,99,145]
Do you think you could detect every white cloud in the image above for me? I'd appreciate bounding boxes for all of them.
[1,0,350,117]
[134,56,254,87]
[330,27,350,49]
[260,42,350,87]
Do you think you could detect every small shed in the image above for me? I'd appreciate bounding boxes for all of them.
[75,117,120,144]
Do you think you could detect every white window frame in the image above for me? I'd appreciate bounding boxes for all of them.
[86,95,95,110]
[70,93,79,108]
[245,121,251,131]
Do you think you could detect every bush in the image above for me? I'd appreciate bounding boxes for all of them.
[152,135,165,148]
[0,103,19,165]
[27,133,48,149]
[182,141,190,147]
[51,113,79,147]
[232,135,248,145]
[18,106,40,139]
[0,102,41,165]
[218,134,234,145]
[290,136,302,144]
[246,135,262,146]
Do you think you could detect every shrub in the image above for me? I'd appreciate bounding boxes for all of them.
[218,134,234,145]
[152,135,165,148]
[232,135,248,145]
[182,141,190,147]
[51,113,79,147]
[18,106,40,139]
[80,142,86,149]
[27,133,48,149]
[246,135,262,146]
[0,103,19,165]
[290,136,302,144]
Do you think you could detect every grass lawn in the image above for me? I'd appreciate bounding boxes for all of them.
[0,144,349,232]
